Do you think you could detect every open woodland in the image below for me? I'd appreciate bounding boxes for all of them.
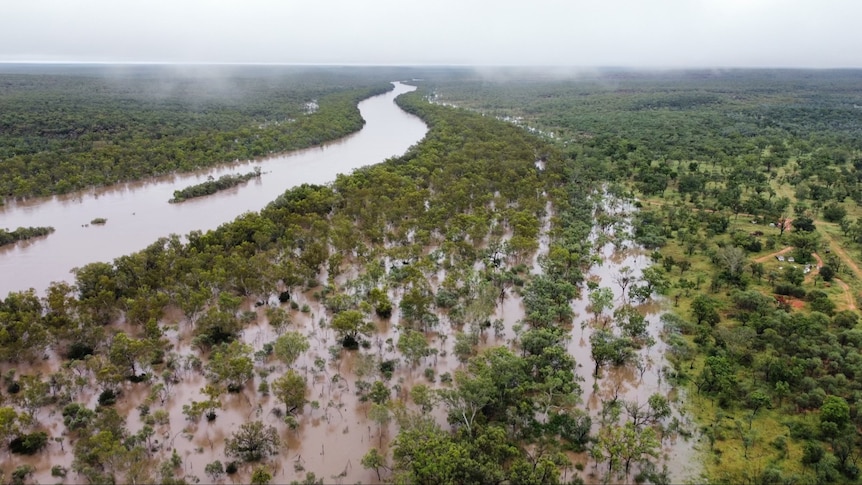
[1,66,862,484]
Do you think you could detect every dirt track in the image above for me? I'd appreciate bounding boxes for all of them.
[754,246,793,263]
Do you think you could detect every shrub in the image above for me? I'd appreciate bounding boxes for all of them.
[774,284,806,299]
[98,389,118,406]
[10,432,49,455]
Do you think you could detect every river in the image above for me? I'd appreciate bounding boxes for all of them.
[0,82,427,297]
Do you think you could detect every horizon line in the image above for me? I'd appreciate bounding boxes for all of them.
[1,60,861,71]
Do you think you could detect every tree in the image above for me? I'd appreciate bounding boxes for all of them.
[272,370,307,414]
[265,306,291,333]
[590,329,634,378]
[206,341,254,392]
[204,461,225,481]
[194,307,241,348]
[819,265,835,282]
[747,390,771,417]
[614,304,648,341]
[437,371,495,434]
[618,423,660,478]
[224,421,280,462]
[784,265,805,286]
[523,275,577,327]
[273,331,310,366]
[640,266,671,296]
[107,332,155,380]
[614,266,636,300]
[789,230,820,264]
[410,384,436,413]
[588,287,614,324]
[594,422,660,480]
[62,403,95,431]
[823,202,847,223]
[698,355,735,396]
[183,384,223,422]
[453,331,478,364]
[250,465,273,485]
[369,381,390,405]
[397,329,430,367]
[330,309,374,348]
[368,288,393,318]
[0,406,25,447]
[390,418,521,485]
[361,448,387,481]
[691,294,721,326]
[369,403,391,447]
[399,286,434,328]
[647,393,671,424]
[793,216,816,232]
[821,395,851,428]
[714,246,748,286]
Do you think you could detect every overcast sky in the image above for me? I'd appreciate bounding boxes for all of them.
[2,0,860,68]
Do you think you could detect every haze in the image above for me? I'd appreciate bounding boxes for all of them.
[2,0,861,68]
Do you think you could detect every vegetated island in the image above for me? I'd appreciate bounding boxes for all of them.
[89,218,107,225]
[169,168,262,203]
[0,226,54,247]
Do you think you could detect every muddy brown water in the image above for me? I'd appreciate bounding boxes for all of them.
[0,107,700,484]
[0,82,427,298]
[3,209,699,485]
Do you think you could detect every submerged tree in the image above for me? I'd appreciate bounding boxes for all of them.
[224,421,280,462]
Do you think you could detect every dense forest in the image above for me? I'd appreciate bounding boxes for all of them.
[0,65,407,200]
[2,67,862,485]
[427,68,862,484]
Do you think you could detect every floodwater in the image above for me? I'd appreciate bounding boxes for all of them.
[0,82,427,297]
[565,196,701,483]
[0,96,702,485]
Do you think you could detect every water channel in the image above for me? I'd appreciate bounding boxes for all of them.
[0,82,428,297]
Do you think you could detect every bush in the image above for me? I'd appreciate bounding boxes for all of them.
[774,284,806,299]
[810,298,836,316]
[224,421,280,462]
[379,359,397,379]
[823,202,847,223]
[66,342,94,360]
[63,403,95,430]
[11,465,34,485]
[342,334,360,350]
[205,461,225,481]
[10,432,49,455]
[374,299,393,318]
[819,265,835,282]
[98,389,118,406]
[435,288,459,309]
